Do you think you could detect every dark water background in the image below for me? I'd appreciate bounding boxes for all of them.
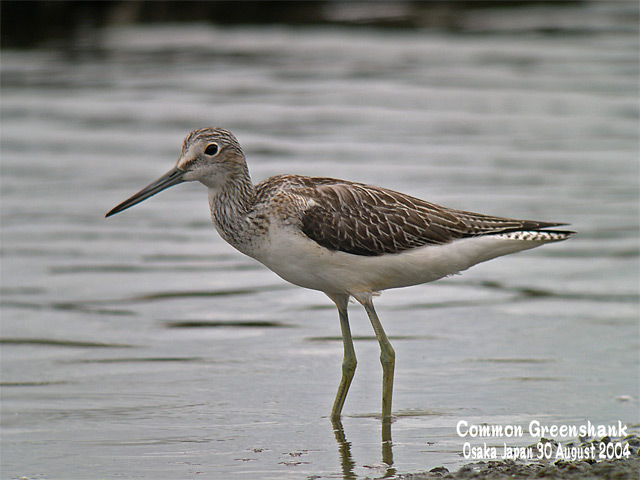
[1,2,638,479]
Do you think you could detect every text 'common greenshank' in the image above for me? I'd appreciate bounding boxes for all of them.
[106,127,574,420]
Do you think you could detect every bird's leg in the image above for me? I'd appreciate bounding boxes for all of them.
[326,293,357,419]
[382,416,395,470]
[355,293,395,420]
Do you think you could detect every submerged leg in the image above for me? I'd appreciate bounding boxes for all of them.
[331,416,356,479]
[355,293,395,420]
[326,293,357,419]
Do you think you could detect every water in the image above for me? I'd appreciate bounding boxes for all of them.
[2,8,639,480]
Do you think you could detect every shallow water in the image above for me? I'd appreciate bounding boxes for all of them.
[1,6,639,480]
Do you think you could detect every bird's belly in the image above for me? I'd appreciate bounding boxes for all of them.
[251,227,546,295]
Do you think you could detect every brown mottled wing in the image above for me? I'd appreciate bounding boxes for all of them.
[300,180,565,256]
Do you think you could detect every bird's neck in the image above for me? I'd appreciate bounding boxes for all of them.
[208,171,257,247]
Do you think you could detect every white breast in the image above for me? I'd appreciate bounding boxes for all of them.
[248,222,551,295]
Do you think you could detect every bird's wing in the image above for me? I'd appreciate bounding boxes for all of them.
[296,179,564,256]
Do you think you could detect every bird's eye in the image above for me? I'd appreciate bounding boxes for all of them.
[205,143,219,155]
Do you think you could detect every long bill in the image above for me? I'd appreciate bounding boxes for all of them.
[105,167,186,217]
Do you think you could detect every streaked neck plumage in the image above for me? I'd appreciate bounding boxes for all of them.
[208,162,257,252]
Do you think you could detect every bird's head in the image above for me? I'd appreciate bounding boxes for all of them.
[106,127,246,217]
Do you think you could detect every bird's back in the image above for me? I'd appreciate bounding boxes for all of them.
[253,174,573,257]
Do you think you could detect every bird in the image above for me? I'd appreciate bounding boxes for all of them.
[106,127,574,420]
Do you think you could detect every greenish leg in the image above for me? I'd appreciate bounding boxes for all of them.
[327,293,357,419]
[357,294,395,420]
[382,416,395,471]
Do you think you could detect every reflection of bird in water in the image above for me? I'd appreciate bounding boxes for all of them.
[107,127,574,422]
